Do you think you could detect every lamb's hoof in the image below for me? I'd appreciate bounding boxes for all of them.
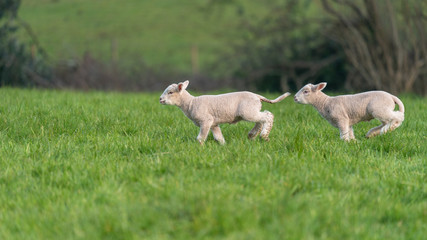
[261,137,270,142]
[365,133,378,138]
[248,128,261,140]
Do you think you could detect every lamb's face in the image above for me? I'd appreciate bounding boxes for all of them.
[159,80,190,106]
[294,82,327,104]
[159,84,180,105]
[294,84,314,104]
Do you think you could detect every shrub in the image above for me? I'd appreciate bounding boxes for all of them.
[0,0,51,87]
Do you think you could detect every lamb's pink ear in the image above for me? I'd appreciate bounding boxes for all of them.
[178,80,189,92]
[316,82,327,91]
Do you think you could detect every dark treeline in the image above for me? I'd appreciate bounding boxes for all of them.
[1,0,426,95]
[214,0,427,95]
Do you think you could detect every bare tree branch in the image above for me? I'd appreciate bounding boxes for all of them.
[321,0,427,94]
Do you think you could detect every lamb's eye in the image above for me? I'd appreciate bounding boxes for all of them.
[168,91,173,95]
[303,90,309,94]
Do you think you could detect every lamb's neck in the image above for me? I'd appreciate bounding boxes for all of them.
[177,91,194,112]
[311,92,330,113]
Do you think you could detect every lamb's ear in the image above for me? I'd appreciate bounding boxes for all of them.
[315,82,327,91]
[178,80,189,92]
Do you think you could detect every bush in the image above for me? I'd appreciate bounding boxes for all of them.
[213,0,346,93]
[214,0,427,95]
[0,0,52,87]
[321,0,427,95]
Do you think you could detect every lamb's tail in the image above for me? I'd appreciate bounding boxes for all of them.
[391,95,405,113]
[259,92,291,104]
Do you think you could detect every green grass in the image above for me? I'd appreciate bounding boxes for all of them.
[18,0,274,73]
[0,88,426,239]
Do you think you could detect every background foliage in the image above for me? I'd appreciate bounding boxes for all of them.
[0,0,51,87]
[0,0,424,94]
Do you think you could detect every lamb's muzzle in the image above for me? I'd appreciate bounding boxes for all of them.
[294,82,404,141]
[160,80,291,145]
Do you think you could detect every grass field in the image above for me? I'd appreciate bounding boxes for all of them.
[0,87,425,239]
[18,0,274,73]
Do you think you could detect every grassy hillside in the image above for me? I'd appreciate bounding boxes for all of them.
[18,0,273,73]
[0,88,425,239]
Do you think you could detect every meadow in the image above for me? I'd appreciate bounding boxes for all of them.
[0,87,425,239]
[18,0,274,73]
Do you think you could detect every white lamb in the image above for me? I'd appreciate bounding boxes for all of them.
[159,80,291,145]
[294,82,405,141]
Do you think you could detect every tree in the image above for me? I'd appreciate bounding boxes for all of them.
[213,0,346,92]
[321,0,427,95]
[0,0,51,87]
[214,0,426,95]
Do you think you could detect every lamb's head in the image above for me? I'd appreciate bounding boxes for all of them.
[159,80,189,105]
[294,82,327,104]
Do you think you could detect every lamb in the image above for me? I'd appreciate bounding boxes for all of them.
[294,82,405,141]
[159,80,291,145]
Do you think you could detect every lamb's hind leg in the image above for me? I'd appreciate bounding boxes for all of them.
[259,111,274,141]
[248,123,262,140]
[379,118,402,135]
[242,110,274,141]
[388,112,404,133]
[366,123,385,138]
[371,109,403,137]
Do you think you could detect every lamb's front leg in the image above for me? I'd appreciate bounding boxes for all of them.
[211,125,226,145]
[337,121,351,141]
[197,121,213,145]
[349,126,356,140]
